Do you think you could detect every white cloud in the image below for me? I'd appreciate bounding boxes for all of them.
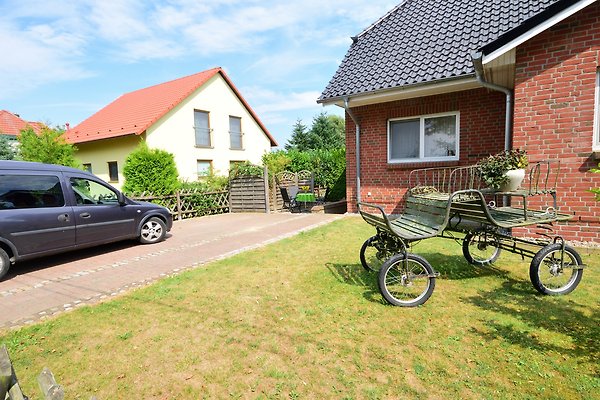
[245,87,322,113]
[0,20,92,100]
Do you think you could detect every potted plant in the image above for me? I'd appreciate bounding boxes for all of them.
[477,149,529,191]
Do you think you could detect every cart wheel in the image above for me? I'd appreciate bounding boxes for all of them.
[463,229,501,266]
[378,253,436,307]
[530,243,583,295]
[360,236,388,272]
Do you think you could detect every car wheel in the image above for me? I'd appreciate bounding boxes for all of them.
[139,217,167,244]
[0,248,10,281]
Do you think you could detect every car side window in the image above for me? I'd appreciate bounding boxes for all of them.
[0,175,65,209]
[70,177,119,206]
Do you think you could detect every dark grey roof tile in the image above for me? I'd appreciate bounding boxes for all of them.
[320,0,559,101]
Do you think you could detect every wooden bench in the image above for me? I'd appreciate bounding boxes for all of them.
[358,191,452,242]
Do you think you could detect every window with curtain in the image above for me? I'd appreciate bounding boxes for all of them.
[194,110,211,147]
[388,113,459,163]
[229,116,243,150]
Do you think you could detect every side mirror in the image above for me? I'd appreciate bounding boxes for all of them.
[118,192,127,206]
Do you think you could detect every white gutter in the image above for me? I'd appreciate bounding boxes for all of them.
[343,97,361,204]
[471,52,512,151]
[483,0,596,64]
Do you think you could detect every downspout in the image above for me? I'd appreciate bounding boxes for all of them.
[471,52,512,150]
[343,97,361,204]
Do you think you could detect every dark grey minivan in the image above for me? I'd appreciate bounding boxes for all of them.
[0,160,173,280]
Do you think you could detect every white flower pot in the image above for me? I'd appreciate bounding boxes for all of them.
[499,169,526,192]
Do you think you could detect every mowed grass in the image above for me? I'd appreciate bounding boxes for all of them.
[1,216,598,399]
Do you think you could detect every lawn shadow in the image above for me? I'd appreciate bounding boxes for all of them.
[463,277,599,369]
[325,263,384,304]
[408,252,509,281]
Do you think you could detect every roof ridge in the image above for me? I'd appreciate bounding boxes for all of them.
[128,67,223,95]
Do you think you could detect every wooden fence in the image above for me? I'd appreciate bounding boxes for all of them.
[128,168,322,218]
[229,167,270,213]
[130,189,229,220]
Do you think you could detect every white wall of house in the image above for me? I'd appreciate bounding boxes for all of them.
[76,135,142,189]
[145,73,272,182]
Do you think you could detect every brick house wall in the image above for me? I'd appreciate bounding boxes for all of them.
[346,88,506,213]
[513,2,600,242]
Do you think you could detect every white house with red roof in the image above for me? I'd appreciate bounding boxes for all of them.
[66,68,277,188]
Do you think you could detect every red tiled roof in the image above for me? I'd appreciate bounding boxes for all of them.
[66,68,277,146]
[0,110,44,136]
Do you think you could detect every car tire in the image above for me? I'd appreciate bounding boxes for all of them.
[139,217,167,244]
[0,248,10,281]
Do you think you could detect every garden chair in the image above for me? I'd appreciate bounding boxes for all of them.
[280,186,300,213]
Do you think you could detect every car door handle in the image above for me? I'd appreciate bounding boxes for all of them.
[79,212,91,219]
[57,213,70,222]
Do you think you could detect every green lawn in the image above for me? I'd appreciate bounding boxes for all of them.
[1,217,598,399]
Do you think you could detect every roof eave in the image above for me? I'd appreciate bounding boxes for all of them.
[218,71,278,147]
[318,75,480,108]
[481,0,595,64]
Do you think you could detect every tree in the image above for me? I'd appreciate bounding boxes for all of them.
[17,126,80,168]
[285,119,310,151]
[308,112,345,150]
[122,142,179,195]
[285,112,345,151]
[0,136,16,160]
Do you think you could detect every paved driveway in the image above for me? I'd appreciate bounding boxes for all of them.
[0,212,342,330]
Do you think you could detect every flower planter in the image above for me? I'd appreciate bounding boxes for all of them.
[499,169,525,192]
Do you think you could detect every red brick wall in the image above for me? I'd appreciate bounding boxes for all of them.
[513,2,600,242]
[345,88,506,213]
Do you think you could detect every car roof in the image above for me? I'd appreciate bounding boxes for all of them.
[0,160,88,175]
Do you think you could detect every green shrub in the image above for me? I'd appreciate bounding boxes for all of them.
[0,136,16,160]
[262,150,291,176]
[180,173,229,192]
[263,148,346,200]
[229,161,263,178]
[17,126,80,168]
[326,168,346,202]
[122,143,179,195]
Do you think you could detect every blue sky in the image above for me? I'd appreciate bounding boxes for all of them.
[0,0,397,147]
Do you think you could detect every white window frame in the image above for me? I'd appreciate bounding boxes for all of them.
[196,160,212,178]
[388,111,460,164]
[593,68,600,152]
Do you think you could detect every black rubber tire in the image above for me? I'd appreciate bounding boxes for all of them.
[463,229,502,266]
[0,248,10,281]
[378,253,436,307]
[139,217,167,244]
[359,236,385,272]
[530,243,583,295]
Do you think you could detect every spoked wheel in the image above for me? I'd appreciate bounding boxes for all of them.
[360,236,389,272]
[530,243,583,295]
[463,229,502,266]
[378,253,436,307]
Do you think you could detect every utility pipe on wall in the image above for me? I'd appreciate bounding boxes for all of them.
[343,97,361,204]
[471,52,513,151]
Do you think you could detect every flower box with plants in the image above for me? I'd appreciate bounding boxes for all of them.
[477,149,529,192]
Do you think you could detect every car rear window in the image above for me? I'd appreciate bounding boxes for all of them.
[0,175,65,209]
